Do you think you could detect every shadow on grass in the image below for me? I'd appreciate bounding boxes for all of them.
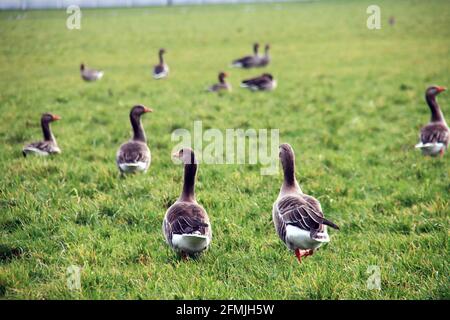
[0,245,25,264]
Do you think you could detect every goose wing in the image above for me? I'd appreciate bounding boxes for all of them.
[116,141,150,164]
[241,75,270,88]
[82,68,103,81]
[163,202,210,246]
[23,140,59,155]
[275,195,339,242]
[420,123,449,146]
[232,55,258,68]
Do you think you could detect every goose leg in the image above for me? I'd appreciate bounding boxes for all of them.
[295,248,302,263]
[439,149,445,157]
[181,251,189,261]
[295,249,314,263]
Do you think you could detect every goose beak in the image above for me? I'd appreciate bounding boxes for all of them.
[172,152,181,159]
[143,107,153,113]
[52,115,61,121]
[437,86,447,93]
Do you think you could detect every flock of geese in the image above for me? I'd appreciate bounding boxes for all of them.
[20,44,449,263]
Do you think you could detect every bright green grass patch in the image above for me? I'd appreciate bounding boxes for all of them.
[0,0,449,299]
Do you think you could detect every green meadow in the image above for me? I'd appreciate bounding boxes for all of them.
[0,0,449,299]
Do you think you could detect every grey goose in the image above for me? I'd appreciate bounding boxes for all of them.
[415,86,448,156]
[23,113,61,157]
[272,144,339,263]
[153,48,169,80]
[163,148,212,259]
[116,105,152,174]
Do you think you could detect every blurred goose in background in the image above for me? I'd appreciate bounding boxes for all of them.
[415,86,448,156]
[163,148,212,259]
[116,105,152,174]
[256,44,271,67]
[240,73,277,91]
[207,72,232,92]
[231,43,260,69]
[389,16,396,26]
[22,113,61,157]
[153,48,169,79]
[272,144,339,263]
[80,63,104,81]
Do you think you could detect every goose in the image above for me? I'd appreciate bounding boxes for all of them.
[272,144,339,263]
[231,43,260,69]
[240,73,277,91]
[116,105,152,174]
[153,48,169,80]
[415,86,449,156]
[22,113,61,157]
[256,44,270,67]
[80,63,104,81]
[163,148,212,259]
[207,72,232,92]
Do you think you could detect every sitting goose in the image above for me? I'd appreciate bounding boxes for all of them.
[273,144,339,263]
[23,113,61,157]
[256,44,270,67]
[116,105,152,174]
[231,43,260,69]
[163,148,212,259]
[80,63,104,82]
[415,86,449,156]
[240,73,277,91]
[153,48,169,80]
[207,72,232,92]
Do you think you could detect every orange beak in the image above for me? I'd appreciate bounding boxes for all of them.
[437,86,447,93]
[52,114,61,121]
[143,107,153,113]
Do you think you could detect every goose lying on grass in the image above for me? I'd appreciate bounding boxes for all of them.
[207,72,232,92]
[231,43,260,69]
[241,73,277,91]
[256,44,270,67]
[80,63,104,82]
[22,113,61,157]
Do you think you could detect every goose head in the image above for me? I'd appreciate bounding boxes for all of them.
[426,85,446,97]
[253,43,259,55]
[279,143,295,169]
[42,113,61,123]
[159,48,166,55]
[262,73,273,80]
[80,63,85,71]
[173,147,197,165]
[218,71,228,82]
[265,44,270,53]
[130,104,153,117]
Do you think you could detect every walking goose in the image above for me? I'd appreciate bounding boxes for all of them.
[231,43,260,69]
[163,148,212,259]
[23,113,61,157]
[116,105,152,174]
[415,86,449,156]
[80,63,104,82]
[240,73,277,91]
[207,72,232,92]
[272,144,339,263]
[153,48,169,79]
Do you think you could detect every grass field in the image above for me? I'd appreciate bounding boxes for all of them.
[0,0,449,300]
